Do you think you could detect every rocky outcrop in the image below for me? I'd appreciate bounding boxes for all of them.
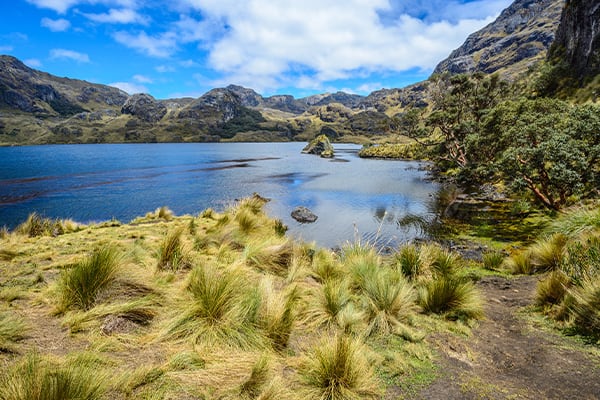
[121,93,167,123]
[434,0,564,78]
[302,134,335,157]
[548,0,600,83]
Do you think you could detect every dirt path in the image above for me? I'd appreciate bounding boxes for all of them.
[416,275,600,400]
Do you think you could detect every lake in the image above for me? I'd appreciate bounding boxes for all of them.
[0,143,440,248]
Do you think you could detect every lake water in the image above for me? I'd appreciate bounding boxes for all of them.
[0,143,440,248]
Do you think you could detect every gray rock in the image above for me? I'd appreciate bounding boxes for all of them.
[121,93,167,123]
[302,134,335,157]
[291,206,318,223]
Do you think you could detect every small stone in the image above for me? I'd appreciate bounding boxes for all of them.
[291,206,318,223]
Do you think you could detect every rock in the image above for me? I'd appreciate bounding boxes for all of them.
[291,206,318,223]
[433,0,564,78]
[121,93,167,123]
[549,0,600,84]
[302,134,335,157]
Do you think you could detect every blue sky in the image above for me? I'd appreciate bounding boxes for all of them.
[1,0,512,99]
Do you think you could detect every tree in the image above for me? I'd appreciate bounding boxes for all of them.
[485,98,591,210]
[426,73,507,174]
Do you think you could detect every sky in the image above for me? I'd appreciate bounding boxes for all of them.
[0,0,512,99]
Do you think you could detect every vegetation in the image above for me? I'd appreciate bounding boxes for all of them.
[0,198,491,398]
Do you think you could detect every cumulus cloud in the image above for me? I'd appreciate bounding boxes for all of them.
[109,81,147,94]
[82,8,149,24]
[27,0,139,13]
[174,0,498,91]
[41,17,71,32]
[113,30,178,57]
[49,48,90,62]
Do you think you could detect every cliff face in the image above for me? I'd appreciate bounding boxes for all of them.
[549,0,600,83]
[434,0,564,78]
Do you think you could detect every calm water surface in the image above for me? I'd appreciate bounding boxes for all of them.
[0,143,439,248]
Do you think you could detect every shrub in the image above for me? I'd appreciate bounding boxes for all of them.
[0,353,106,400]
[58,246,120,311]
[300,334,381,400]
[419,276,483,321]
[157,228,189,271]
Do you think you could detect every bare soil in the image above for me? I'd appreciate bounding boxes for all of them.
[416,275,600,400]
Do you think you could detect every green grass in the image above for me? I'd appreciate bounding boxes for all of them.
[57,246,120,311]
[529,233,567,272]
[482,250,505,271]
[536,271,570,306]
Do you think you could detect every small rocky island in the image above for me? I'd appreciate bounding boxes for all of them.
[301,134,334,158]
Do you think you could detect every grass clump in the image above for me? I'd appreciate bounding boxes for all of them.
[505,251,534,275]
[164,263,262,348]
[57,246,120,311]
[0,312,27,352]
[419,276,483,321]
[304,279,355,330]
[529,233,568,272]
[546,205,600,236]
[568,277,600,338]
[482,250,505,271]
[15,212,80,237]
[362,270,417,336]
[257,279,298,351]
[0,353,106,400]
[393,244,427,281]
[300,334,381,400]
[157,228,189,271]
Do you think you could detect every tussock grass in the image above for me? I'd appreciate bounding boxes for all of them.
[257,279,298,351]
[244,241,294,275]
[505,251,534,275]
[168,351,205,371]
[546,206,600,236]
[235,207,260,235]
[0,312,27,352]
[568,277,600,337]
[419,276,484,321]
[0,353,106,400]
[394,244,428,281]
[303,279,354,330]
[239,353,271,398]
[272,219,288,237]
[157,228,189,271]
[15,212,81,237]
[163,263,262,348]
[482,250,505,271]
[431,249,461,278]
[311,248,343,282]
[536,271,570,306]
[57,246,120,311]
[529,233,567,272]
[342,243,380,293]
[300,334,381,400]
[362,270,418,336]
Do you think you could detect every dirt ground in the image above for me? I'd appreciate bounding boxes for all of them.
[415,275,600,400]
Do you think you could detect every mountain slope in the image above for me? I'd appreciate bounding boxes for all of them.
[434,0,564,78]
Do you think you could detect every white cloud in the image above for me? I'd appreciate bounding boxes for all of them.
[24,58,43,68]
[113,31,178,57]
[175,0,499,92]
[82,8,148,24]
[155,65,176,73]
[133,74,152,83]
[49,48,90,62]
[109,81,147,94]
[27,0,140,13]
[41,17,71,32]
[0,45,14,52]
[179,59,198,68]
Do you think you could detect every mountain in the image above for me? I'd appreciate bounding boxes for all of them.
[548,0,600,85]
[434,0,564,78]
[0,55,127,116]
